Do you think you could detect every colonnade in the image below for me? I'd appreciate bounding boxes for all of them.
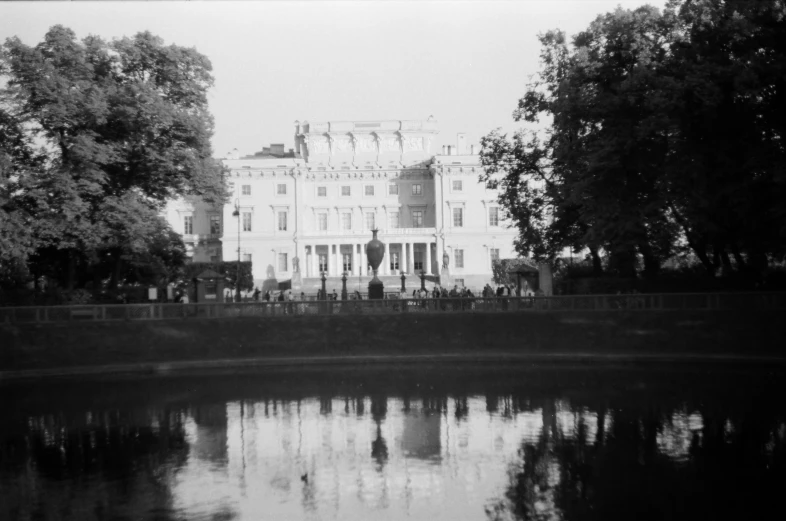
[302,241,435,278]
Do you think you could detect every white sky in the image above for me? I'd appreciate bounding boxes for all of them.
[1,0,668,158]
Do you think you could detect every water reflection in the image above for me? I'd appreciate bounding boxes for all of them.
[1,366,784,520]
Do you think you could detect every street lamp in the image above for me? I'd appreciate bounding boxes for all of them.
[232,198,241,302]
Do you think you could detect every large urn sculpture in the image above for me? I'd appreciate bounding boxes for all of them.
[366,229,386,299]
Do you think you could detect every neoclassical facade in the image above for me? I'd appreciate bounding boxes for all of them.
[164,118,517,292]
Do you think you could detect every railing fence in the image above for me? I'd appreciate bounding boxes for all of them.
[0,293,783,324]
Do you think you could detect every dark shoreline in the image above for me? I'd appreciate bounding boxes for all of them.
[2,309,784,382]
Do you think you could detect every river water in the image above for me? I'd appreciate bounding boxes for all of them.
[1,363,784,520]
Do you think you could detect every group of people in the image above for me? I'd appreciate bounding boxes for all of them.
[404,285,475,299]
[212,282,544,314]
[481,284,515,297]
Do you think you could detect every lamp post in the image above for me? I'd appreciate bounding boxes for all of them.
[232,199,241,302]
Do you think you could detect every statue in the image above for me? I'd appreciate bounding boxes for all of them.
[291,256,302,290]
[440,251,452,287]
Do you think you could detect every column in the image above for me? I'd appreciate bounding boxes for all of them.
[426,242,432,275]
[332,242,339,276]
[407,242,414,274]
[356,244,362,277]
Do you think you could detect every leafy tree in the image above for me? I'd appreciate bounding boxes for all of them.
[481,1,786,280]
[660,0,786,274]
[1,26,228,290]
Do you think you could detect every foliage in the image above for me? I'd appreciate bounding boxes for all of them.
[0,26,228,291]
[492,258,538,286]
[480,1,786,279]
[182,261,253,292]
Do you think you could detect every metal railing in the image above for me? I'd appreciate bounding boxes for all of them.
[0,293,783,324]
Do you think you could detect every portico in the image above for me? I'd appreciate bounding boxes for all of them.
[302,233,437,277]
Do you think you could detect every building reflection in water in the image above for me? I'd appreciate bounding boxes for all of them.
[1,372,784,521]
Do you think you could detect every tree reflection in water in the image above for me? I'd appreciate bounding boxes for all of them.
[0,407,191,521]
[486,394,786,521]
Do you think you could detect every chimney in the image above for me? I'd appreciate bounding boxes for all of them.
[457,133,467,155]
[447,145,453,155]
[442,145,447,155]
[470,144,475,154]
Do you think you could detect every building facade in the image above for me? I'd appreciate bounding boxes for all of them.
[164,118,517,293]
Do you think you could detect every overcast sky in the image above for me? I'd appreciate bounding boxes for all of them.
[1,0,668,158]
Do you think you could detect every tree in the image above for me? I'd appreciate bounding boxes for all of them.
[482,6,679,278]
[660,0,786,275]
[481,1,786,280]
[1,26,227,290]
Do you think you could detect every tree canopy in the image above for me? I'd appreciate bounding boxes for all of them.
[480,0,786,278]
[0,26,227,292]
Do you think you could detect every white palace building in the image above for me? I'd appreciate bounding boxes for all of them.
[164,118,517,293]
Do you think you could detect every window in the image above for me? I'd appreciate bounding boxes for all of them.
[452,180,463,191]
[412,210,423,228]
[242,212,252,232]
[343,253,352,272]
[341,212,352,230]
[277,184,287,195]
[277,211,288,231]
[412,183,422,196]
[243,253,252,263]
[365,185,375,196]
[455,249,464,268]
[318,254,328,273]
[365,212,375,230]
[489,207,499,227]
[389,211,400,229]
[317,186,327,197]
[318,212,328,231]
[453,207,464,227]
[390,252,399,271]
[209,215,221,235]
[183,215,193,235]
[242,184,251,196]
[455,278,465,287]
[278,253,288,272]
[388,183,399,195]
[490,248,500,264]
[414,251,423,271]
[341,186,351,197]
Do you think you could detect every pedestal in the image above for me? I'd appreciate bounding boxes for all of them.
[368,272,384,300]
[440,267,452,288]
[292,271,302,291]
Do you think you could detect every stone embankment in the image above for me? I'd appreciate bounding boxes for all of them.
[1,309,784,380]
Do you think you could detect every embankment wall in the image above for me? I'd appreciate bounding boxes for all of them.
[1,309,783,372]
